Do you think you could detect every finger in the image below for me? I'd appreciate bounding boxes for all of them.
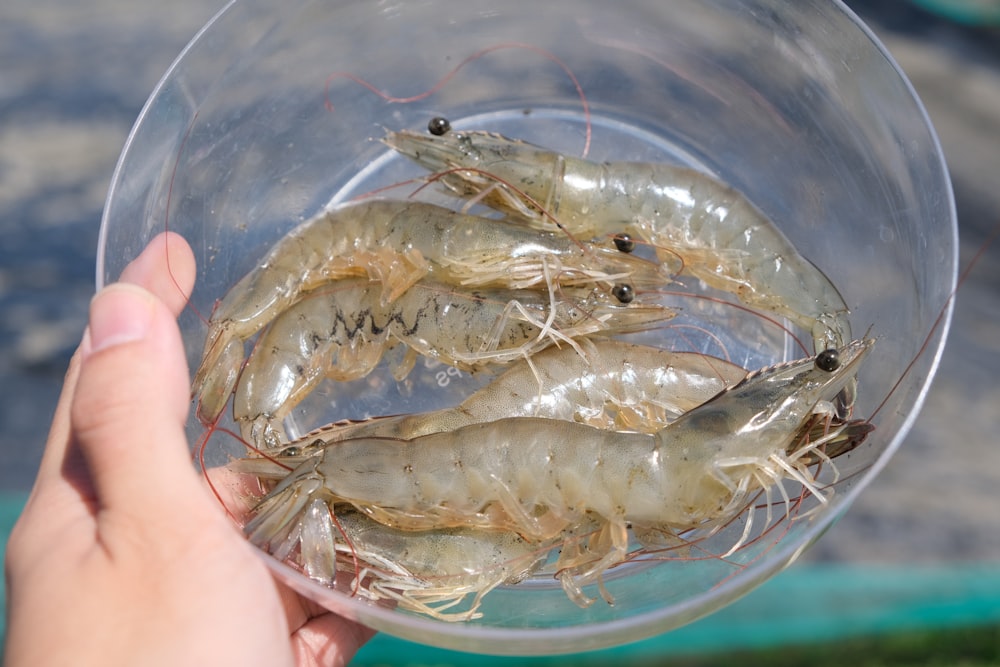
[70,283,199,513]
[119,231,196,316]
[291,613,375,667]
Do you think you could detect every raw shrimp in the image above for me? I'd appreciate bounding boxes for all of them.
[384,127,852,359]
[193,198,672,423]
[279,340,749,445]
[237,338,873,607]
[233,278,675,447]
[261,505,559,621]
[239,422,867,619]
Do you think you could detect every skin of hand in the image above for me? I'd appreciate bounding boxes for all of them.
[3,232,374,667]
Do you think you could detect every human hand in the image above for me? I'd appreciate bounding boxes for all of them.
[3,233,374,667]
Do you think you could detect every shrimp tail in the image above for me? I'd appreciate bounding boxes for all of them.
[192,336,245,423]
[240,457,341,583]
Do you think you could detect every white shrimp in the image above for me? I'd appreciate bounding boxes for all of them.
[193,198,672,423]
[236,338,873,607]
[269,506,559,621]
[233,278,675,447]
[384,127,852,360]
[279,340,748,445]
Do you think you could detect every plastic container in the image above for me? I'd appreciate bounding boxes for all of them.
[97,0,957,656]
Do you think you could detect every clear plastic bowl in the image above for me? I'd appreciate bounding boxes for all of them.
[98,0,957,656]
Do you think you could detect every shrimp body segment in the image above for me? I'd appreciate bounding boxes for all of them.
[233,279,676,446]
[193,198,670,423]
[240,338,872,606]
[384,129,853,357]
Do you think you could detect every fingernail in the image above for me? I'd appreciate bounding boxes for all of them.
[86,283,157,356]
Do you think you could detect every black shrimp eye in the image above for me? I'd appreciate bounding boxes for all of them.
[612,283,635,304]
[612,233,636,254]
[282,446,302,457]
[815,348,841,372]
[427,116,451,136]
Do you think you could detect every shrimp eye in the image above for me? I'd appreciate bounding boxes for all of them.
[282,446,302,457]
[815,349,840,372]
[613,233,636,253]
[428,116,451,136]
[612,283,635,304]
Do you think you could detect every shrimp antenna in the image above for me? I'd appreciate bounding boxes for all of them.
[869,223,999,422]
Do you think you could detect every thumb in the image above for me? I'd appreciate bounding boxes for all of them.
[71,283,199,514]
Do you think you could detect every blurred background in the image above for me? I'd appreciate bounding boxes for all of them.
[1,0,998,663]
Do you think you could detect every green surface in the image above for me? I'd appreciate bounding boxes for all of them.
[352,562,1000,664]
[356,626,1000,666]
[3,493,998,664]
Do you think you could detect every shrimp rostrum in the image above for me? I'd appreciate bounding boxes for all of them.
[192,198,672,424]
[236,338,873,610]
